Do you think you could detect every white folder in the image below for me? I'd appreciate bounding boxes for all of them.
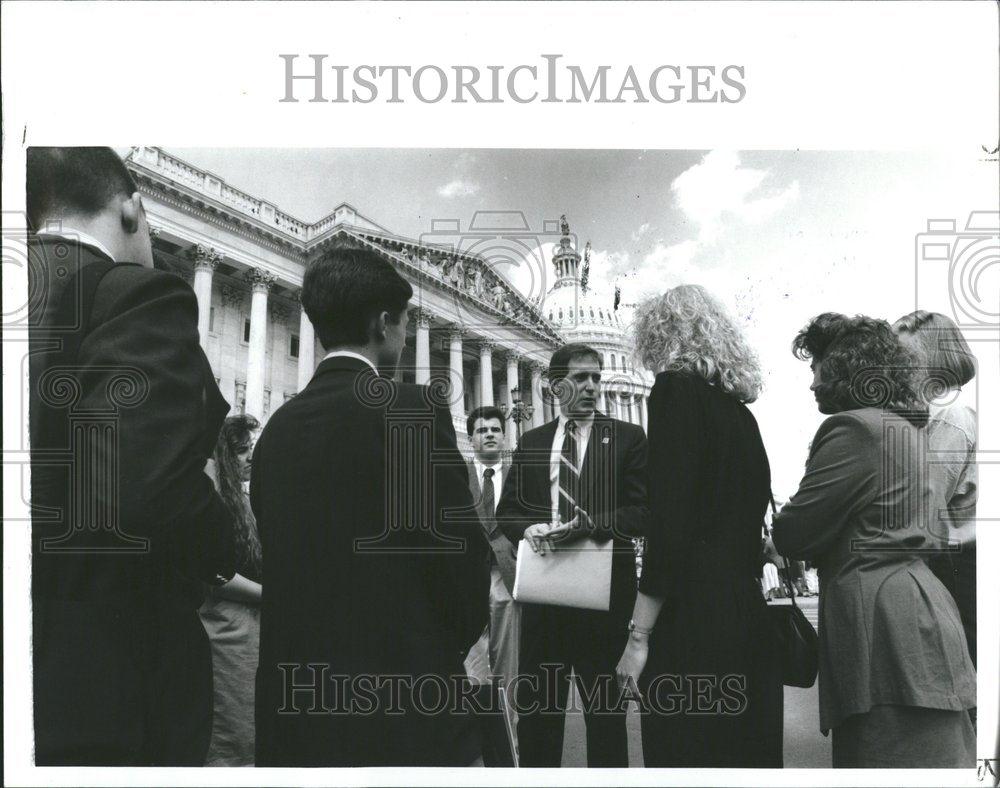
[512,537,613,611]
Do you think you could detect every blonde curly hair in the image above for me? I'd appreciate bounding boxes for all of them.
[631,284,763,403]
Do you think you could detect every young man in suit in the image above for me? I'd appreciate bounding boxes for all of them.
[463,405,519,765]
[252,247,489,767]
[496,342,648,767]
[26,147,236,765]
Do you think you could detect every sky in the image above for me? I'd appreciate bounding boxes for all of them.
[173,147,998,495]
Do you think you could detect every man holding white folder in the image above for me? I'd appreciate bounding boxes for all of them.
[496,343,648,767]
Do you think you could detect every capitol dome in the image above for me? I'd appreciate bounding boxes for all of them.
[541,217,652,426]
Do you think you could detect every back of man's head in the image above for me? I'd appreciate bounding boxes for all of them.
[26,147,139,231]
[302,246,413,350]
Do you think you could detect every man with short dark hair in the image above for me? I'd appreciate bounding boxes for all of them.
[27,147,236,765]
[464,405,519,765]
[252,246,489,766]
[497,342,648,767]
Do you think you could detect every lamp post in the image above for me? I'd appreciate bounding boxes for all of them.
[498,384,534,440]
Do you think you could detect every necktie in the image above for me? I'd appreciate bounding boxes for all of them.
[482,467,496,517]
[558,420,580,525]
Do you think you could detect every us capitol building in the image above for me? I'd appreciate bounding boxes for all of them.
[125,147,653,454]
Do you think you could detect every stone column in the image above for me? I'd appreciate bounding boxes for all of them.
[504,352,520,449]
[472,369,482,409]
[530,364,545,428]
[478,340,495,406]
[415,309,432,385]
[448,328,466,422]
[600,389,609,416]
[243,267,276,419]
[640,393,648,431]
[269,300,292,408]
[296,290,316,392]
[187,245,221,349]
[219,284,244,404]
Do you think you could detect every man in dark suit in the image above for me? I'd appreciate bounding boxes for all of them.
[463,405,518,765]
[26,147,235,765]
[496,342,647,767]
[252,247,489,767]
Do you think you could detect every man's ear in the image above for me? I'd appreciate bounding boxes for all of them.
[120,192,143,235]
[372,311,389,341]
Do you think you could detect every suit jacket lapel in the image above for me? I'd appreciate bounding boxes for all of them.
[531,420,559,512]
[467,460,482,502]
[578,412,612,513]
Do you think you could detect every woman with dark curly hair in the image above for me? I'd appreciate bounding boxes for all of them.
[773,314,976,768]
[199,414,263,766]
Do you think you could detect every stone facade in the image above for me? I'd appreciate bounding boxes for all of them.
[125,147,651,453]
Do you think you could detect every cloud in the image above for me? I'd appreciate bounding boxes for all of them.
[503,151,801,339]
[671,150,800,244]
[589,150,802,322]
[437,179,480,198]
[631,222,650,242]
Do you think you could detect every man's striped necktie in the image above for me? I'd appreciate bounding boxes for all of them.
[558,419,580,526]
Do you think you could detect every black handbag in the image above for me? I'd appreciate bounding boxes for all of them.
[764,497,819,689]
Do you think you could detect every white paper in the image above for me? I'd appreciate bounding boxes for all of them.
[512,537,613,611]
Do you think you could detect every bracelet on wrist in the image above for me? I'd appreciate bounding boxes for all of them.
[627,619,653,637]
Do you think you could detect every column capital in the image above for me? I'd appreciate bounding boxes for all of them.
[504,350,522,366]
[148,226,162,240]
[220,284,245,308]
[447,326,468,341]
[412,307,435,329]
[529,362,547,376]
[243,266,277,293]
[478,339,497,354]
[187,243,223,271]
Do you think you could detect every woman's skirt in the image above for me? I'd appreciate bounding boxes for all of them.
[640,576,783,767]
[198,595,260,766]
[832,704,975,768]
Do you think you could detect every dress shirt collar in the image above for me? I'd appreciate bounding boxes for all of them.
[322,350,379,375]
[34,227,116,263]
[474,458,503,483]
[557,410,595,434]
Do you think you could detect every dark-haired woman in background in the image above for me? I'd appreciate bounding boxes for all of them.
[200,414,263,766]
[894,310,978,670]
[615,284,782,767]
[773,314,976,768]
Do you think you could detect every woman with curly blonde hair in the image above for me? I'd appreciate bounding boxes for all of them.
[616,284,782,767]
[632,283,764,403]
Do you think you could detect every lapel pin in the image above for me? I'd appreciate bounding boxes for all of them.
[602,436,611,444]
